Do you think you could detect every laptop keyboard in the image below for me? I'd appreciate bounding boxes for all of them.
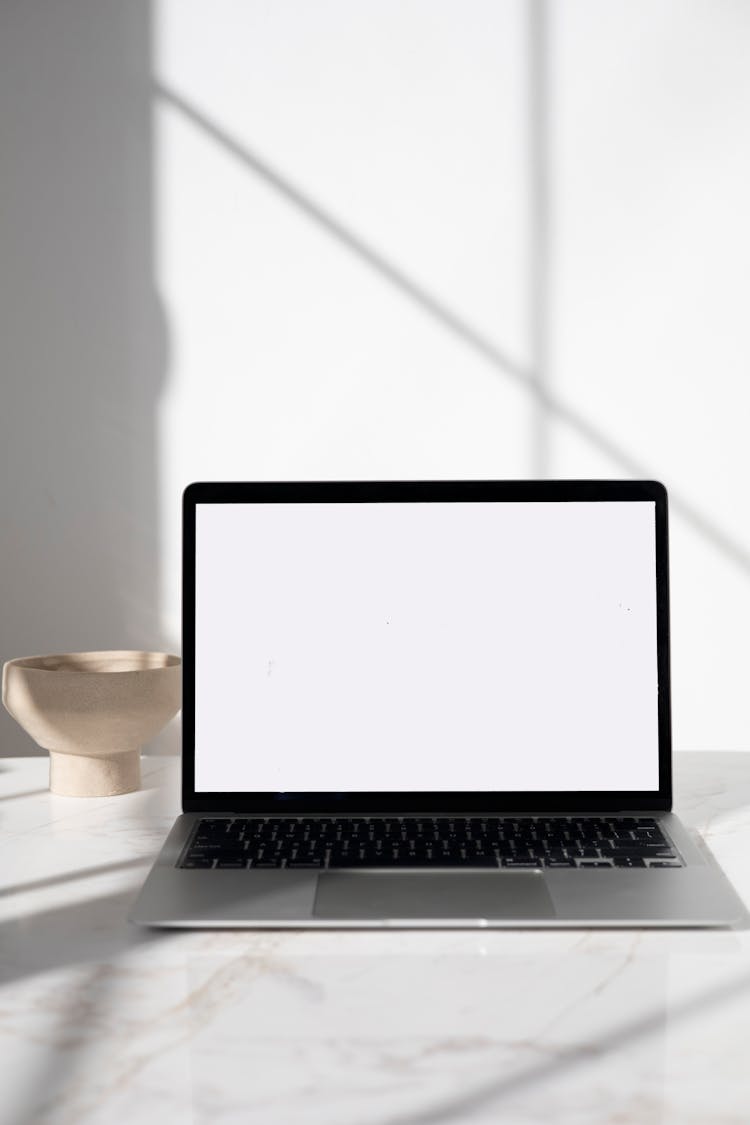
[180,816,682,869]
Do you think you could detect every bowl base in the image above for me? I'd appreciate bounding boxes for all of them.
[49,749,141,797]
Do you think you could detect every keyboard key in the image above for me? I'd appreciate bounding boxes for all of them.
[428,857,498,867]
[328,855,497,868]
[605,846,654,857]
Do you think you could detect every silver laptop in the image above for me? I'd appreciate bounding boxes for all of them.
[130,480,745,928]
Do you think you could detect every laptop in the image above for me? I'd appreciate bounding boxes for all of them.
[130,480,745,927]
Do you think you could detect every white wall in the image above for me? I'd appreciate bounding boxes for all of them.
[2,0,749,755]
[549,1,750,750]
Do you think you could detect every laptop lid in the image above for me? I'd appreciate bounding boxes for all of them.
[181,481,671,815]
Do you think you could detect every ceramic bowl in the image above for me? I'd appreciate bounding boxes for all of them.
[2,651,181,796]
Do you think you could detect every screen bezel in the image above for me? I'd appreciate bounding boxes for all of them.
[182,480,672,814]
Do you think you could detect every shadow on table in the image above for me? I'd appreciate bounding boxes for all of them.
[0,880,169,989]
[1,881,177,1124]
[0,857,150,901]
[0,770,179,1116]
[387,967,750,1125]
[0,788,48,803]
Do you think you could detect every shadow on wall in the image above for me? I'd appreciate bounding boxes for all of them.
[0,1,174,755]
[154,80,750,579]
[2,3,749,761]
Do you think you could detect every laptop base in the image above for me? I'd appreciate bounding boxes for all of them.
[129,812,746,928]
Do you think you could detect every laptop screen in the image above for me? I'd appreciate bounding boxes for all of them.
[192,493,661,796]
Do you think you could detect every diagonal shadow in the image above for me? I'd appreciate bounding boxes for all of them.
[1,751,179,1120]
[0,856,148,899]
[386,966,750,1124]
[0,884,170,990]
[0,788,48,803]
[154,81,750,576]
[152,82,530,383]
[1,884,173,1124]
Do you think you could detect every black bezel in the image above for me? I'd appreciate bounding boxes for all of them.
[181,480,672,814]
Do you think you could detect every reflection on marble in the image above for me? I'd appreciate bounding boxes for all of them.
[1,753,749,1124]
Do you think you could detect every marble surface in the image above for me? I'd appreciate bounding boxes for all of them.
[1,753,750,1125]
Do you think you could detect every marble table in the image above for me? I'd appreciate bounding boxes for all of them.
[1,753,750,1125]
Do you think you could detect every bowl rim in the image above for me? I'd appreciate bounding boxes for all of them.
[3,651,182,674]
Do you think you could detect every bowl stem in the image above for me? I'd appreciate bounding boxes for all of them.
[49,749,141,796]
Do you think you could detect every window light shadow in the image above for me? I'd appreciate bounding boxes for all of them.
[0,788,48,803]
[0,856,149,900]
[154,81,750,576]
[0,885,169,990]
[2,888,172,1124]
[387,966,750,1124]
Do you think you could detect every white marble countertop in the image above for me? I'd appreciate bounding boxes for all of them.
[2,753,750,1125]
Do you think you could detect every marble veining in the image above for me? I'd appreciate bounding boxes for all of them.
[1,753,749,1124]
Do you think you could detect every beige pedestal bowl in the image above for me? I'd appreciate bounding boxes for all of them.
[2,651,181,796]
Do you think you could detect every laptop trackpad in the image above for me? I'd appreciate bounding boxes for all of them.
[313,871,555,920]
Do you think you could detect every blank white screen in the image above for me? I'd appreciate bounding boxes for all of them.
[194,501,659,792]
